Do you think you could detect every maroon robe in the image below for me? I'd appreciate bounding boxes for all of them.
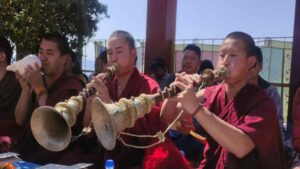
[0,71,22,152]
[293,87,300,153]
[198,83,286,169]
[100,67,189,169]
[19,72,84,164]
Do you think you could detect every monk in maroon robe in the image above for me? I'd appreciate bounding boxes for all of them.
[85,30,190,169]
[162,31,286,169]
[199,83,285,168]
[0,37,22,152]
[15,33,84,165]
[293,87,300,153]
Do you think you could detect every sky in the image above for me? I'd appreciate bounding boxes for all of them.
[94,0,296,39]
[82,0,296,70]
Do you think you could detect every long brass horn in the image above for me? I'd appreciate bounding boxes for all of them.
[30,63,118,151]
[91,67,228,150]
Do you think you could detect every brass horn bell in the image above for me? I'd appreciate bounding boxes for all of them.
[30,106,70,152]
[30,63,119,152]
[31,96,83,151]
[91,98,116,150]
[91,94,156,150]
[91,67,229,150]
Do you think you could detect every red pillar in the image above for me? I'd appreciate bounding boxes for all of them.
[144,0,177,74]
[288,0,300,133]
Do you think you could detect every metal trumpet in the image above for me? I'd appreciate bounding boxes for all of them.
[30,63,118,151]
[91,67,228,150]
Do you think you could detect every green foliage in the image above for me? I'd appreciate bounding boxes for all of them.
[0,0,108,59]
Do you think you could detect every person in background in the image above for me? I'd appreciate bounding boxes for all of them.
[166,44,204,166]
[66,50,88,85]
[0,37,21,152]
[248,46,285,139]
[89,50,108,81]
[150,56,170,89]
[166,44,202,86]
[198,59,214,74]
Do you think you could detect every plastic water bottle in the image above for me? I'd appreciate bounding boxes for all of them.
[105,159,114,169]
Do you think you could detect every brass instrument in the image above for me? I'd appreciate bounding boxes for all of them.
[30,63,118,151]
[91,67,228,150]
[199,68,228,88]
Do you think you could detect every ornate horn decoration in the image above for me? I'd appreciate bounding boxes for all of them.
[30,63,118,152]
[198,67,228,89]
[91,67,228,150]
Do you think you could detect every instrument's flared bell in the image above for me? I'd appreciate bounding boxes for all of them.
[91,97,116,150]
[30,106,71,151]
[29,64,119,152]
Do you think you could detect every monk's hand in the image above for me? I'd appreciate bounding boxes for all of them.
[15,70,31,93]
[172,73,201,115]
[183,73,202,85]
[24,63,44,90]
[175,72,202,91]
[88,73,111,103]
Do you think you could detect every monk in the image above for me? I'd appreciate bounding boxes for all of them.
[161,31,286,168]
[291,86,300,168]
[85,30,190,169]
[0,37,21,152]
[293,87,300,153]
[15,33,84,164]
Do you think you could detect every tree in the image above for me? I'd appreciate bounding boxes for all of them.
[0,0,108,61]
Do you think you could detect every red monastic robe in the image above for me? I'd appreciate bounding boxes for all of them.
[199,83,286,169]
[293,87,300,153]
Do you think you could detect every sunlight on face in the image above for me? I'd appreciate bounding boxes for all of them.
[217,38,255,84]
[38,39,66,76]
[181,50,201,74]
[107,36,136,76]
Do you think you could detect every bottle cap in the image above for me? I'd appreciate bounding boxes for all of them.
[105,159,114,167]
